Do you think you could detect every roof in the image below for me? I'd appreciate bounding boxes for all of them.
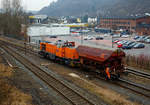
[100,15,150,20]
[76,45,125,62]
[137,24,150,28]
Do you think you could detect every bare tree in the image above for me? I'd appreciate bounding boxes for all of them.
[12,0,23,16]
[0,0,28,39]
[1,0,11,13]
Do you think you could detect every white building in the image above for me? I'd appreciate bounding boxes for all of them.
[27,24,70,44]
[88,17,97,24]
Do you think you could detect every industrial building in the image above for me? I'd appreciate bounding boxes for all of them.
[99,15,150,35]
[27,24,70,44]
[51,23,88,28]
[29,15,48,24]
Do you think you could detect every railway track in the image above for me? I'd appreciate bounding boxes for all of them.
[0,44,97,105]
[117,78,150,98]
[125,68,150,79]
[0,38,38,56]
[95,75,150,99]
[1,38,150,99]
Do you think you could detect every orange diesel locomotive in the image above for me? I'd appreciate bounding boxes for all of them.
[39,40,125,79]
[39,40,79,66]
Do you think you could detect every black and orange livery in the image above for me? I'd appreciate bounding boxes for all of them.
[39,40,125,80]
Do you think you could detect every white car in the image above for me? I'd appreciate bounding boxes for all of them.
[83,36,88,40]
[104,34,109,37]
[121,35,129,38]
[145,39,150,43]
[113,34,120,37]
[87,36,94,40]
[82,29,90,33]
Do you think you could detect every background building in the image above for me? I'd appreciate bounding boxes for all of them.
[27,24,70,44]
[99,15,150,35]
[29,15,48,24]
[88,17,97,24]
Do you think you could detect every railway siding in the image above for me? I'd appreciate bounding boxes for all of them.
[1,44,105,105]
[126,67,150,79]
[0,37,150,104]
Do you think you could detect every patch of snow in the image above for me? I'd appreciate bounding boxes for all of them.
[69,73,80,78]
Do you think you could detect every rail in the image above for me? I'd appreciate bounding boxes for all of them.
[117,78,150,98]
[0,44,96,105]
[126,68,150,79]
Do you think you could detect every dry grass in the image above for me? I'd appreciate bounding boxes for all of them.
[125,54,150,71]
[47,62,140,105]
[0,64,13,77]
[0,63,33,105]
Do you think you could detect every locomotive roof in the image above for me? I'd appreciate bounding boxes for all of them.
[79,42,118,51]
[41,40,76,48]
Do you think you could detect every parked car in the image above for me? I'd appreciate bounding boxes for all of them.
[113,34,120,37]
[88,36,94,40]
[121,35,129,38]
[136,37,143,42]
[133,43,145,48]
[83,36,88,40]
[122,40,128,44]
[113,39,119,43]
[117,43,123,48]
[104,34,109,37]
[139,36,149,42]
[120,40,128,44]
[126,41,134,45]
[117,40,126,45]
[84,36,94,40]
[136,36,147,42]
[128,42,137,48]
[82,29,90,33]
[121,44,132,49]
[145,39,150,43]
[49,36,57,38]
[96,36,104,40]
[134,36,140,40]
[117,41,122,45]
[143,36,150,42]
[143,36,149,40]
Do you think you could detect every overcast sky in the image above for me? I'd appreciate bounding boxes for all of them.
[0,0,57,11]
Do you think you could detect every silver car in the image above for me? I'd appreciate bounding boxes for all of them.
[145,39,150,43]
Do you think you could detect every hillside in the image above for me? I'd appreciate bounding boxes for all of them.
[38,0,150,17]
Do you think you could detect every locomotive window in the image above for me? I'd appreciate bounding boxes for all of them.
[41,44,46,51]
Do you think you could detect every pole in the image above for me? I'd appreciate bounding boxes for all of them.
[112,35,113,48]
[112,16,114,48]
[81,34,83,44]
[24,25,28,55]
[24,42,27,55]
[81,27,83,44]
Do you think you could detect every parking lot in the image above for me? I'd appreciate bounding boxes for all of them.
[43,33,150,57]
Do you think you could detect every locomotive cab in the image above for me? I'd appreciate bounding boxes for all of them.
[38,42,47,57]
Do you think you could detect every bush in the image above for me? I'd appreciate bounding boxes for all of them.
[124,54,150,70]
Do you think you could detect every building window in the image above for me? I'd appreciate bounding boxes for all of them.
[141,22,146,24]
